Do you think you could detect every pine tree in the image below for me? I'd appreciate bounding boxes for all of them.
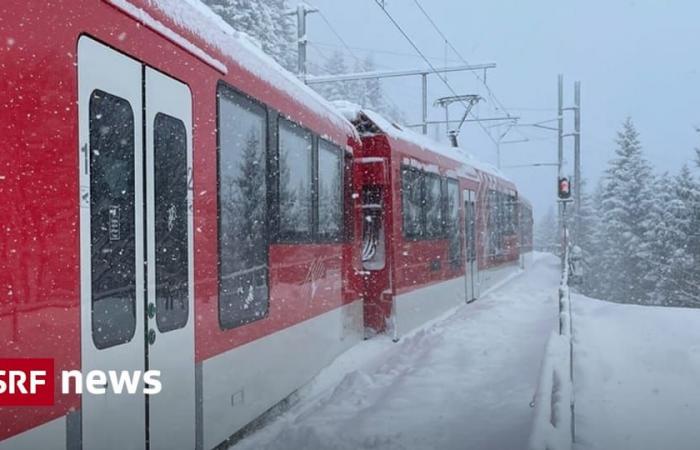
[595,118,655,304]
[202,0,296,71]
[233,130,267,267]
[574,178,603,296]
[644,166,700,306]
[357,55,385,113]
[314,50,353,101]
[312,52,406,123]
[644,173,680,305]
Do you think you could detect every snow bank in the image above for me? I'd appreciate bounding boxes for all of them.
[572,295,700,450]
[528,259,574,450]
[529,331,573,450]
[531,261,700,450]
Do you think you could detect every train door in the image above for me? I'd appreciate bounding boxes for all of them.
[144,67,195,450]
[78,37,195,450]
[464,189,478,302]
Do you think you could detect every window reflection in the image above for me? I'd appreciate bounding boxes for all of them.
[318,141,343,240]
[279,120,313,238]
[218,89,269,329]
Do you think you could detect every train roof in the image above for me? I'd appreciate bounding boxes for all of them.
[335,101,512,183]
[109,0,358,143]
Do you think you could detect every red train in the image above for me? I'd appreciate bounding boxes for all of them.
[0,1,533,449]
[347,107,534,339]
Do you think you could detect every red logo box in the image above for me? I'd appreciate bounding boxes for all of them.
[0,359,54,406]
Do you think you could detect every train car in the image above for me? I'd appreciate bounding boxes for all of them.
[0,1,365,449]
[343,106,529,339]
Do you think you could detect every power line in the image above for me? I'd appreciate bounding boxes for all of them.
[303,2,405,119]
[371,0,497,145]
[309,40,463,64]
[307,41,332,63]
[507,107,558,112]
[411,0,513,119]
[305,1,364,67]
[308,42,394,71]
[307,42,404,121]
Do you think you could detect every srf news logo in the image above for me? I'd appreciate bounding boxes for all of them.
[0,359,54,406]
[0,359,162,406]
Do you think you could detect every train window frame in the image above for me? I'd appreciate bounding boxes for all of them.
[216,81,271,330]
[487,189,499,256]
[423,172,445,239]
[317,138,345,243]
[153,112,190,333]
[88,88,138,349]
[445,177,462,267]
[276,117,316,243]
[400,164,426,240]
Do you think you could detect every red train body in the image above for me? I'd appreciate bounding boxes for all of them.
[348,109,529,338]
[0,1,533,448]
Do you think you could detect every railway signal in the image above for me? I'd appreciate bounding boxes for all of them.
[558,177,571,200]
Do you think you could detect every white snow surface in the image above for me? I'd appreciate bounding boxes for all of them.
[572,294,700,450]
[112,0,356,136]
[232,253,559,450]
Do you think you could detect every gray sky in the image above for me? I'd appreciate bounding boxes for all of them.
[295,0,700,218]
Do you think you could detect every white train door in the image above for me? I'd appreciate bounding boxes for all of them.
[464,189,479,302]
[144,67,195,450]
[78,36,195,450]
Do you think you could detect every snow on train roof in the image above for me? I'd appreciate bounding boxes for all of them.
[334,101,510,182]
[117,0,357,138]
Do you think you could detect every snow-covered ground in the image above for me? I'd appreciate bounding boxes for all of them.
[232,254,559,450]
[573,294,700,450]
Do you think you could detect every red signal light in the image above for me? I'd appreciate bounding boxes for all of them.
[558,177,571,199]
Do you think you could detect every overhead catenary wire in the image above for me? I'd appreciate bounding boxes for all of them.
[304,1,408,118]
[409,0,537,144]
[411,0,513,118]
[307,40,405,120]
[308,40,463,65]
[305,1,365,67]
[371,0,498,145]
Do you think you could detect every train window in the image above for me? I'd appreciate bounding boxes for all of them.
[424,173,443,237]
[153,113,189,333]
[318,140,343,241]
[217,87,269,329]
[278,119,314,240]
[446,179,462,267]
[89,89,137,349]
[401,166,425,239]
[361,185,385,270]
[487,190,500,256]
[509,194,518,234]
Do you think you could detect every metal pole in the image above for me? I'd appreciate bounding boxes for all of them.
[421,73,428,135]
[496,141,501,169]
[297,5,306,80]
[291,4,317,82]
[574,81,581,244]
[558,74,564,262]
[306,63,496,84]
[445,103,450,141]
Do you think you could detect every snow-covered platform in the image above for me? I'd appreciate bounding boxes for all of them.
[572,295,700,450]
[232,253,560,450]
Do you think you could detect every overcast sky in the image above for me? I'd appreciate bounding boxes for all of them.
[294,0,700,218]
